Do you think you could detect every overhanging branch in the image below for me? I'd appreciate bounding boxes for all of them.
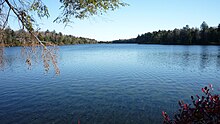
[4,0,60,74]
[2,7,10,29]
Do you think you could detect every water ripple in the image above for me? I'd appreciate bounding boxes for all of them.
[0,44,220,124]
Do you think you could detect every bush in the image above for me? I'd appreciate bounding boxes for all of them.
[162,84,220,124]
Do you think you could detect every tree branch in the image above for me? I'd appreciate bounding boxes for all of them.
[0,0,6,5]
[2,7,10,29]
[4,0,60,74]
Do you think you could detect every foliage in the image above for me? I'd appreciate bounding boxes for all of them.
[113,22,220,45]
[162,85,220,124]
[201,21,209,30]
[1,27,97,46]
[0,0,127,30]
[55,0,128,25]
[0,0,49,32]
[111,38,136,43]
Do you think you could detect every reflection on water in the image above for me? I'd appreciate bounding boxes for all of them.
[182,47,190,67]
[200,46,209,70]
[217,47,220,69]
[0,44,220,124]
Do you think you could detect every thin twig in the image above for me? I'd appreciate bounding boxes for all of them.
[4,0,60,74]
[0,0,6,5]
[2,7,10,29]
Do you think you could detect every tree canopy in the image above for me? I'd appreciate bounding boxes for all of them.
[54,0,128,24]
[1,27,97,46]
[112,22,220,45]
[0,0,127,30]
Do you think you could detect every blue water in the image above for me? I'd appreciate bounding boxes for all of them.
[0,44,220,124]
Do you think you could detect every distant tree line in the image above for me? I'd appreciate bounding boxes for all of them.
[112,22,220,45]
[0,28,97,46]
[111,38,136,44]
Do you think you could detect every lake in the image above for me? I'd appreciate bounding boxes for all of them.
[0,44,220,124]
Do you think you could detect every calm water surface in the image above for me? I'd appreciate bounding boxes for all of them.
[0,44,220,124]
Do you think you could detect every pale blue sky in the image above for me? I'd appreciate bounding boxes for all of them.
[10,0,220,41]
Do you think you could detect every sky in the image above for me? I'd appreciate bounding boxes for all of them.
[10,0,220,41]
